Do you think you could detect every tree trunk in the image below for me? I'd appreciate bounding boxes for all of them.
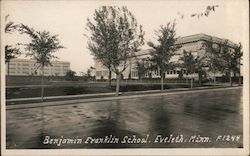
[186,74,188,84]
[41,67,44,102]
[190,79,193,88]
[41,100,44,135]
[115,73,120,96]
[190,73,194,89]
[161,75,164,92]
[229,71,232,87]
[213,71,216,87]
[7,62,10,76]
[198,71,202,86]
[108,69,112,87]
[139,76,142,83]
[238,72,241,86]
[230,76,232,86]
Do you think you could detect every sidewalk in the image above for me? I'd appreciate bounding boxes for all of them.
[6,85,242,110]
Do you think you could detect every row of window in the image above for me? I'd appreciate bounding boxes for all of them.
[9,71,30,74]
[131,71,138,77]
[9,63,36,66]
[9,71,65,75]
[8,68,62,72]
[167,71,179,75]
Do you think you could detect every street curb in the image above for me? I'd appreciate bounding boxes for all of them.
[6,86,242,110]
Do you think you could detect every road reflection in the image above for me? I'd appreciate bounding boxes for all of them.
[6,88,243,148]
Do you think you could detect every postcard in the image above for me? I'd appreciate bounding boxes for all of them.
[1,0,249,155]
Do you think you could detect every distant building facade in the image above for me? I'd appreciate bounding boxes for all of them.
[6,59,70,76]
[94,33,238,80]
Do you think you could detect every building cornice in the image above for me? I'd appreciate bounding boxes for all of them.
[175,33,238,48]
[134,33,239,57]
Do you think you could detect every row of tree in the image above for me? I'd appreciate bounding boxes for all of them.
[136,37,243,89]
[86,6,243,96]
[202,37,243,87]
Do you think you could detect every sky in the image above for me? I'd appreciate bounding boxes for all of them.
[2,0,248,75]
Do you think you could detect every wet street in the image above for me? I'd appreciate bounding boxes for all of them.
[6,87,243,149]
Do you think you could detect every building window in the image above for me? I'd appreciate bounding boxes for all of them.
[131,71,138,77]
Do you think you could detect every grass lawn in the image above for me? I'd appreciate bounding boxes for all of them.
[6,82,198,99]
